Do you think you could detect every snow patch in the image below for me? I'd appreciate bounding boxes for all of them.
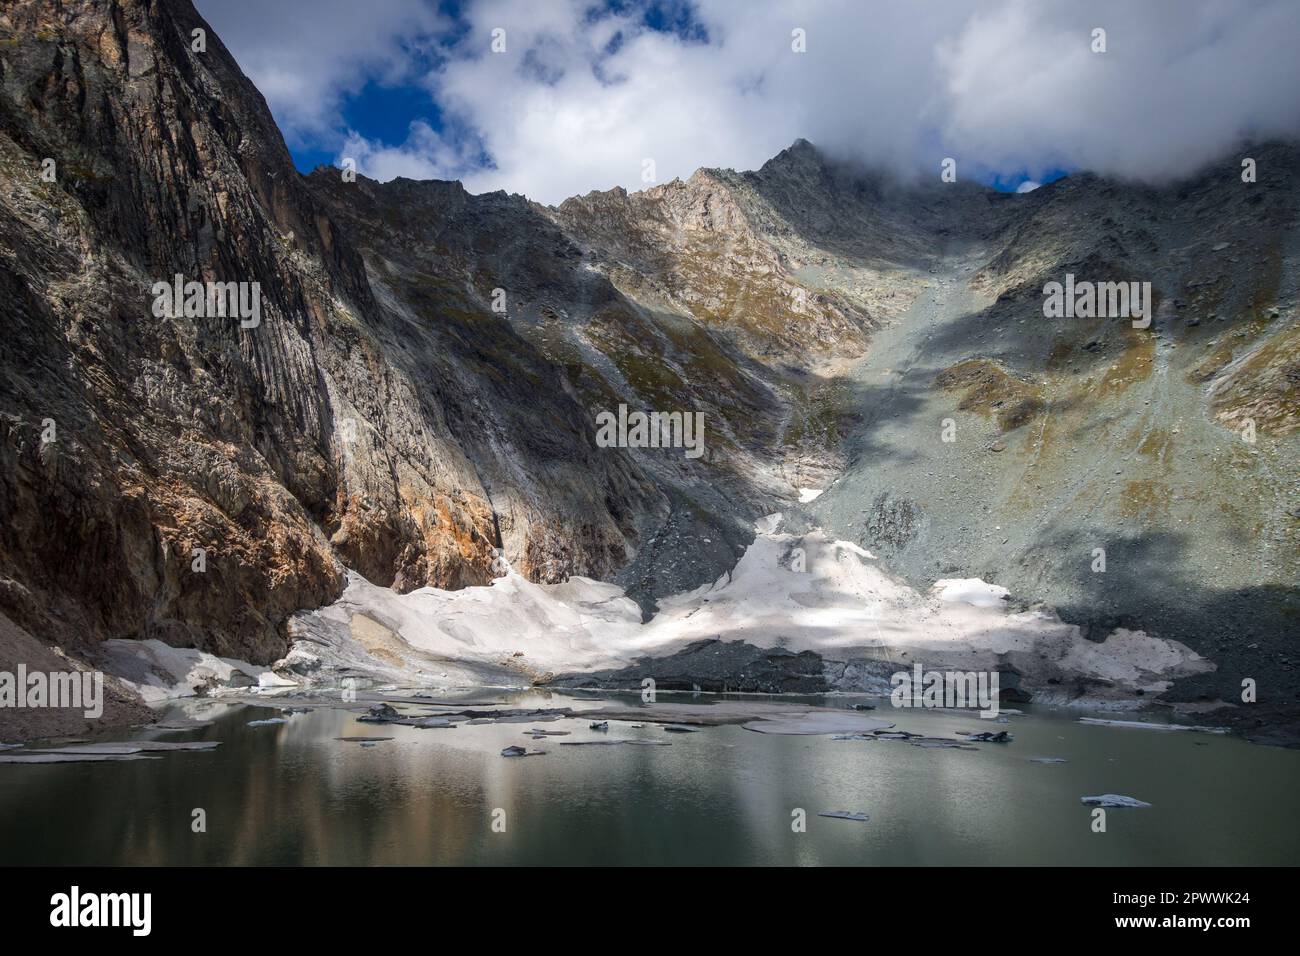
[303,527,1214,696]
[96,639,294,704]
[99,524,1216,705]
[932,578,1009,608]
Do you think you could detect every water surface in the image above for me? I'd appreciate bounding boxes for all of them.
[1,691,1295,865]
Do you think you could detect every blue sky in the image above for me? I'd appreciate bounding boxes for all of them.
[280,0,718,180]
[287,82,443,172]
[197,0,1298,204]
[289,68,1066,194]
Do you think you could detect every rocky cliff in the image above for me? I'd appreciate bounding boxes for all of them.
[0,0,668,664]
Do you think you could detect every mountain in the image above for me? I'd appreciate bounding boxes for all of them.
[0,1,1295,738]
[803,145,1300,716]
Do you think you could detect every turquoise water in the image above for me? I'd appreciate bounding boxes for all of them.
[1,691,1296,865]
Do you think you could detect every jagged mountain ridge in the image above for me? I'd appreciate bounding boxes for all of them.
[0,0,859,665]
[0,0,1295,720]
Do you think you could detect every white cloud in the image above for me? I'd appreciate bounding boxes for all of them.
[338,121,478,182]
[934,0,1300,184]
[202,0,1300,203]
[196,0,445,144]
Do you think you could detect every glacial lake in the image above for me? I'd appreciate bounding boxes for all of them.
[2,690,1297,866]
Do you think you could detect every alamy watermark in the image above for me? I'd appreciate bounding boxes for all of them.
[50,886,150,936]
[0,665,103,718]
[890,663,1000,718]
[151,274,261,328]
[1042,274,1151,329]
[595,404,705,459]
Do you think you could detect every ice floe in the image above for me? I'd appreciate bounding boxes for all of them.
[1081,794,1151,808]
[1077,717,1228,734]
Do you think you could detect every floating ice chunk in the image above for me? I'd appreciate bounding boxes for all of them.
[501,745,545,757]
[411,716,455,728]
[1078,717,1227,734]
[1081,794,1151,808]
[818,810,870,822]
[911,738,977,749]
[27,741,218,754]
[359,703,402,723]
[742,712,894,735]
[0,753,161,764]
[559,740,670,747]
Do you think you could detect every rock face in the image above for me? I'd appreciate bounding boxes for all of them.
[0,610,152,740]
[0,0,673,663]
[547,638,829,695]
[0,0,1295,720]
[1,0,357,662]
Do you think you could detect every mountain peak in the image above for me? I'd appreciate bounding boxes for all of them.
[759,138,826,175]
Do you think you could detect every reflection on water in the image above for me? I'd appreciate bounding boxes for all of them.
[2,691,1297,865]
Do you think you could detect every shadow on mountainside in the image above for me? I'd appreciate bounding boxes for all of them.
[1027,526,1299,712]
